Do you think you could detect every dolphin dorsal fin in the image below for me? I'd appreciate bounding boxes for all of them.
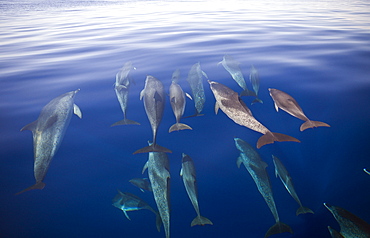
[170,96,176,104]
[236,156,243,168]
[74,104,82,118]
[214,102,220,114]
[202,71,208,79]
[140,89,145,100]
[154,91,162,102]
[20,120,38,132]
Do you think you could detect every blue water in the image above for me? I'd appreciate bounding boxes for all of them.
[1,0,370,237]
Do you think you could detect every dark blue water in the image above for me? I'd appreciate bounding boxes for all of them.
[1,0,370,237]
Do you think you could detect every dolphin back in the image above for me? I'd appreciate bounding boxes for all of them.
[265,221,293,238]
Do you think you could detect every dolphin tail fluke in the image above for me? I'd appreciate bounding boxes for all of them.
[168,123,192,133]
[296,206,314,216]
[264,221,293,238]
[257,132,300,148]
[251,98,263,105]
[191,215,213,227]
[15,182,46,195]
[133,143,172,154]
[111,119,140,127]
[300,120,330,131]
[155,212,162,232]
[240,89,256,97]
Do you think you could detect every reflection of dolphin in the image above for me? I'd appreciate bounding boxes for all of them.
[272,155,314,216]
[16,89,82,195]
[209,80,300,148]
[111,62,140,126]
[112,190,161,232]
[186,62,207,117]
[180,153,213,227]
[328,226,344,238]
[134,75,171,154]
[235,138,292,238]
[142,143,171,238]
[129,178,152,192]
[269,88,330,131]
[218,55,255,97]
[324,203,370,238]
[249,65,263,104]
[171,69,180,83]
[168,79,192,133]
[363,168,370,175]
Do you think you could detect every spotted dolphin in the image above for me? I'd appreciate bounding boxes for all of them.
[249,65,263,104]
[324,203,370,238]
[272,155,314,216]
[112,190,161,232]
[168,72,192,133]
[129,178,152,192]
[186,62,207,117]
[134,75,171,154]
[218,55,255,97]
[268,88,330,131]
[16,89,82,195]
[180,153,213,227]
[111,61,140,126]
[142,142,171,238]
[208,80,300,148]
[235,138,293,238]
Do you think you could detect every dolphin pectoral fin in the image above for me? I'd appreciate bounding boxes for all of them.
[168,123,192,133]
[123,210,131,220]
[300,120,330,131]
[20,120,38,132]
[191,215,213,227]
[15,181,46,195]
[111,119,140,127]
[214,102,220,114]
[180,168,183,177]
[265,221,293,238]
[185,92,193,100]
[363,168,370,175]
[296,206,314,216]
[328,226,344,238]
[115,85,128,91]
[140,89,144,100]
[236,156,243,168]
[202,71,208,79]
[274,102,279,112]
[74,104,82,118]
[257,132,300,149]
[142,161,148,174]
[134,144,172,154]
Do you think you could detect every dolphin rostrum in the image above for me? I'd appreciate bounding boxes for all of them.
[249,65,263,104]
[129,178,152,192]
[134,75,171,154]
[142,142,171,238]
[268,88,330,131]
[168,72,192,133]
[217,55,255,97]
[111,61,140,126]
[180,153,213,227]
[324,203,370,238]
[234,138,293,238]
[112,190,162,232]
[272,155,314,216]
[185,62,208,117]
[16,89,82,195]
[208,80,300,148]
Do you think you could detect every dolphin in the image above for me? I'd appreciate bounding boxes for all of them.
[142,142,171,238]
[272,155,314,216]
[171,69,180,83]
[185,62,207,117]
[217,55,255,97]
[324,203,370,238]
[133,75,171,154]
[363,168,370,175]
[129,178,152,192]
[268,88,330,131]
[112,190,162,232]
[249,65,263,104]
[169,78,192,133]
[16,89,82,195]
[328,226,345,238]
[208,80,300,148]
[234,138,293,238]
[180,153,213,227]
[111,61,140,126]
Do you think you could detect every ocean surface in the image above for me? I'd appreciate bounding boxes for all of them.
[1,0,370,237]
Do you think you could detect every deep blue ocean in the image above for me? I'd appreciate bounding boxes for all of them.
[1,0,370,237]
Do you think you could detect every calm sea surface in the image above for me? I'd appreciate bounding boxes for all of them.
[1,0,370,237]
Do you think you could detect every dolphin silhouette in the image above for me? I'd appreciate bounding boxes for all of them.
[185,62,207,117]
[249,65,263,104]
[16,89,82,195]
